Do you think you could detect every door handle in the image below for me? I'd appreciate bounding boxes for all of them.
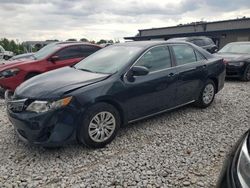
[168,72,176,77]
[196,65,207,69]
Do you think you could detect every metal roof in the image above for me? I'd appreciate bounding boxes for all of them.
[125,17,250,40]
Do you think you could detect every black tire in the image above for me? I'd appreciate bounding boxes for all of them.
[77,102,120,148]
[3,56,9,60]
[241,64,250,81]
[195,79,216,108]
[25,73,39,80]
[0,88,5,99]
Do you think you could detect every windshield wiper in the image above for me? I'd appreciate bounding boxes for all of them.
[75,67,112,74]
[78,68,95,73]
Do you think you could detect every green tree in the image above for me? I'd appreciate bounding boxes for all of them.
[80,38,89,42]
[97,39,107,44]
[0,38,26,55]
[97,39,115,44]
[67,39,77,41]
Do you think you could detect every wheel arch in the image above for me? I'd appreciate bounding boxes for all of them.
[208,77,218,93]
[94,97,126,126]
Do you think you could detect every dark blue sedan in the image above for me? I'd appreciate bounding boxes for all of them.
[6,41,225,148]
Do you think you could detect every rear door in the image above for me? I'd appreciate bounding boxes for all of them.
[123,45,178,121]
[170,44,208,105]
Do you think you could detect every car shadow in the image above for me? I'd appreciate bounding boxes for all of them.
[225,77,243,82]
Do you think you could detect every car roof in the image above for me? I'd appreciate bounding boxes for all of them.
[51,41,101,48]
[114,40,196,48]
[168,36,212,41]
[113,40,214,59]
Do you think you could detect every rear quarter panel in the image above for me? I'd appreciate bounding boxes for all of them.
[206,57,225,92]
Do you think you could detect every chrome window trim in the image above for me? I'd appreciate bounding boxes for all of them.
[123,43,205,80]
[124,44,173,78]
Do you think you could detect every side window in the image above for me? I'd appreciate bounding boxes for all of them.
[204,38,214,46]
[195,50,206,61]
[192,39,205,47]
[80,45,100,57]
[172,45,197,65]
[135,46,172,72]
[55,46,84,60]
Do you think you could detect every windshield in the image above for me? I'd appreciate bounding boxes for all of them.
[219,43,250,54]
[74,45,143,74]
[0,46,4,53]
[33,43,60,60]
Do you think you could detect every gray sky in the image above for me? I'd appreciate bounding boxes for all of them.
[0,0,250,42]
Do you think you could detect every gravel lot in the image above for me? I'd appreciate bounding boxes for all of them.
[0,81,249,188]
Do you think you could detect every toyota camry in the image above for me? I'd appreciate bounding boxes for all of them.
[6,41,225,148]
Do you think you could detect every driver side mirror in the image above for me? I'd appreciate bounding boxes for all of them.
[131,66,149,76]
[127,66,149,82]
[50,55,59,63]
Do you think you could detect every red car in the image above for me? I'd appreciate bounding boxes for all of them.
[0,42,101,91]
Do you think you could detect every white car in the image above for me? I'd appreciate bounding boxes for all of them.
[0,45,14,60]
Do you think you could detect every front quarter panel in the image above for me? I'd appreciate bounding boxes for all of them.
[69,76,127,121]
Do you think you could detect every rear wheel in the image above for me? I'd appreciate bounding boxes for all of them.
[78,102,120,148]
[241,64,250,81]
[195,79,216,108]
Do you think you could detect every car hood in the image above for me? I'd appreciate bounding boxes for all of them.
[15,67,110,99]
[215,52,250,62]
[0,59,36,71]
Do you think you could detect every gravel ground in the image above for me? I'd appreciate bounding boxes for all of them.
[0,81,249,188]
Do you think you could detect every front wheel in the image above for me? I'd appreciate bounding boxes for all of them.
[78,103,120,148]
[3,56,10,60]
[195,80,216,108]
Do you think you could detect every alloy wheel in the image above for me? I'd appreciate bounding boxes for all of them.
[202,84,215,105]
[88,111,116,143]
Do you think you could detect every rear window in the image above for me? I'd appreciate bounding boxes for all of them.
[191,39,205,47]
[203,38,214,46]
[172,44,197,65]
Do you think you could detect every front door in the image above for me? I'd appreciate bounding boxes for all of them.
[46,46,84,71]
[122,45,178,121]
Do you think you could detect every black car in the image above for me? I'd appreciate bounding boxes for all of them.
[6,41,225,148]
[217,129,250,188]
[167,36,218,54]
[216,42,250,81]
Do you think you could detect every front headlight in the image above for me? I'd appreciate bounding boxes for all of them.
[26,96,72,113]
[228,62,245,66]
[237,135,250,187]
[0,68,20,79]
